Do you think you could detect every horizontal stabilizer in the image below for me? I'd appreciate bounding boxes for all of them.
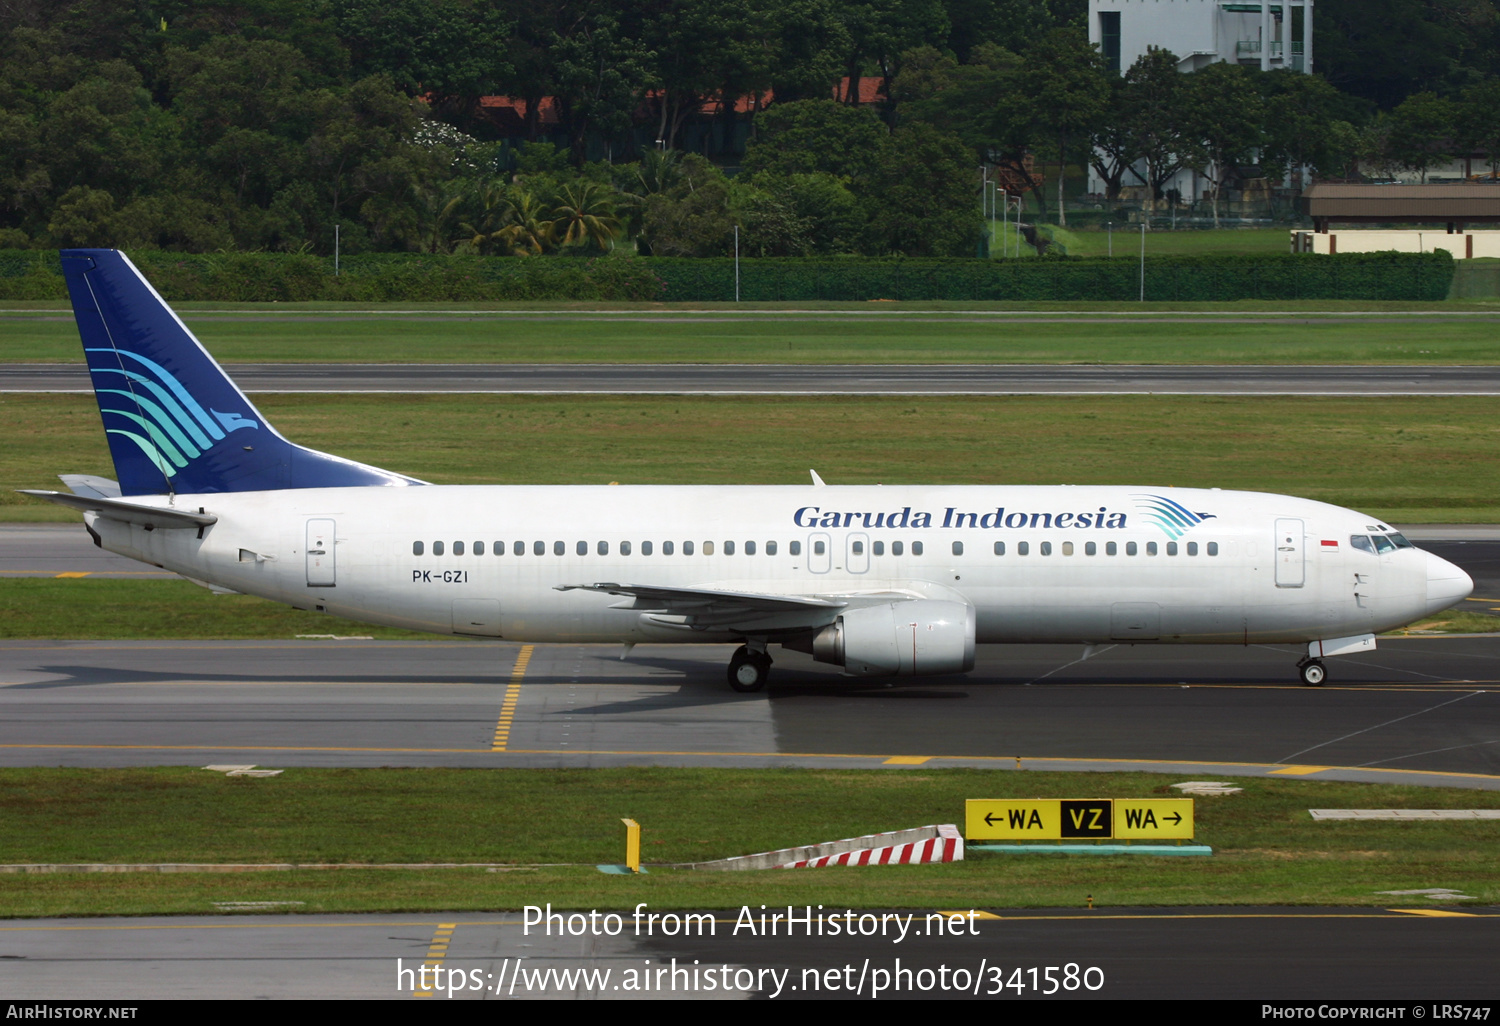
[18,489,216,530]
[58,474,121,499]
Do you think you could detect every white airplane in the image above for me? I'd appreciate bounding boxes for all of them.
[26,250,1474,691]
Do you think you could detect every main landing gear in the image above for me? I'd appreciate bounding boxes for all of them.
[728,644,772,693]
[1296,657,1327,687]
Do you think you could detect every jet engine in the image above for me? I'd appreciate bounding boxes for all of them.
[806,600,975,677]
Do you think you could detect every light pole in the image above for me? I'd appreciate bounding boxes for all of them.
[1002,189,1009,258]
[1107,220,1112,258]
[1139,221,1145,303]
[734,225,740,302]
[334,224,340,276]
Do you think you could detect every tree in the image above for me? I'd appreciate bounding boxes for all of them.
[1457,78,1500,176]
[332,0,513,127]
[549,12,654,163]
[743,99,892,183]
[861,121,978,255]
[1258,70,1370,185]
[549,181,622,250]
[1020,27,1108,226]
[638,154,736,255]
[1119,48,1191,205]
[1181,62,1262,227]
[1388,91,1457,182]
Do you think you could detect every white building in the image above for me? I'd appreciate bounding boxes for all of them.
[1086,0,1314,204]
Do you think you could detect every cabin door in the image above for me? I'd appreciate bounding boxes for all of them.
[1274,518,1304,588]
[306,518,336,587]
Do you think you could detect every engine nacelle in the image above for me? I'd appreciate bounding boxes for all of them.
[809,600,976,677]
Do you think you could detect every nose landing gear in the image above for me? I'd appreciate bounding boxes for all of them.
[1297,657,1326,687]
[728,644,772,693]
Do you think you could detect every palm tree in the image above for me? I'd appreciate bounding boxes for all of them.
[494,191,554,256]
[549,182,622,252]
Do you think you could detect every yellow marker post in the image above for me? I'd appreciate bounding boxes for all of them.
[621,818,641,874]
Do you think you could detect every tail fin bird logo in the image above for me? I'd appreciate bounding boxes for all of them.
[85,347,258,478]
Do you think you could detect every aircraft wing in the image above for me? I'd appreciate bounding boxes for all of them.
[555,582,846,632]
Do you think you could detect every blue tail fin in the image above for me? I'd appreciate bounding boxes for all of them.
[60,249,424,496]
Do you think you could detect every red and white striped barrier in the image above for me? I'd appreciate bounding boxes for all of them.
[780,825,963,869]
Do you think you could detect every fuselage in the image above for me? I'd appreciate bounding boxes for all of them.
[86,484,1472,648]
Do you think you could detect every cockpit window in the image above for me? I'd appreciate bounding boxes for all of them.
[1372,534,1396,554]
[1388,532,1414,549]
[1350,535,1375,554]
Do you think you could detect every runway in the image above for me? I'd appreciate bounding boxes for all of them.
[0,636,1496,784]
[3,525,1499,782]
[8,362,1500,395]
[1,908,1495,1000]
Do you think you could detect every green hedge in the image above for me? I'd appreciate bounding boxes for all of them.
[0,250,1454,303]
[647,252,1455,302]
[0,251,666,303]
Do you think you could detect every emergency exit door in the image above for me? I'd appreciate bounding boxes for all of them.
[1274,518,1304,588]
[306,518,336,587]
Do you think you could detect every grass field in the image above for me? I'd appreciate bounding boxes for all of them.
[1035,226,1297,259]
[0,768,1493,916]
[6,393,1500,523]
[4,306,1500,364]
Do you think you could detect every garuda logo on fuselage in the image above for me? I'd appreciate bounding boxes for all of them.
[1133,493,1216,539]
[86,347,258,477]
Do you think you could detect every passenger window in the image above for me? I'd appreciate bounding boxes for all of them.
[952,540,963,556]
[642,541,653,555]
[912,541,924,556]
[1350,535,1374,554]
[1389,533,1413,549]
[683,540,694,556]
[1147,541,1158,556]
[853,540,864,555]
[892,541,903,556]
[790,540,801,556]
[621,541,631,556]
[597,540,609,556]
[474,541,484,556]
[495,541,503,555]
[873,541,884,556]
[434,540,445,556]
[1207,542,1218,556]
[515,540,526,556]
[412,541,424,556]
[1040,541,1052,556]
[576,540,587,556]
[1372,535,1395,554]
[702,541,714,555]
[1017,541,1029,556]
[1167,542,1178,556]
[813,540,825,556]
[993,541,1004,556]
[745,540,756,555]
[768,541,778,556]
[1186,541,1198,556]
[554,541,565,556]
[1106,541,1117,556]
[1085,541,1097,556]
[664,541,675,555]
[724,541,734,555]
[1126,541,1137,556]
[1061,541,1074,556]
[453,541,464,556]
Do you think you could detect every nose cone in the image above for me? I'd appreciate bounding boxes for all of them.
[1425,551,1473,612]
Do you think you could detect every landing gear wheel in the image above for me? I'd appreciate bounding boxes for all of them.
[1298,659,1326,687]
[727,645,771,693]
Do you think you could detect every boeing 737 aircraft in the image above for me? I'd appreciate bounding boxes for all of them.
[25,250,1474,690]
